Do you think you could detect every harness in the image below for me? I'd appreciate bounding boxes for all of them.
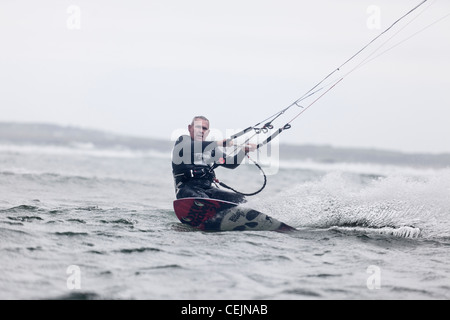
[174,167,215,182]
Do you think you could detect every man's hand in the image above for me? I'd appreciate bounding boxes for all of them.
[217,140,256,153]
[244,143,257,154]
[218,139,233,147]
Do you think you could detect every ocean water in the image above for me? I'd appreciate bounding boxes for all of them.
[1,142,449,300]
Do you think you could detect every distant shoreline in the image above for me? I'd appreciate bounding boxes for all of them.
[1,121,449,168]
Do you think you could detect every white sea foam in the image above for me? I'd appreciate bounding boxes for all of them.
[279,158,445,178]
[249,169,450,239]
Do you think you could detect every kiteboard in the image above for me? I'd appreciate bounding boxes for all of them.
[173,198,296,232]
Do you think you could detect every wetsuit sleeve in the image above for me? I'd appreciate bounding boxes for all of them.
[172,135,218,168]
[172,135,244,172]
[216,148,246,170]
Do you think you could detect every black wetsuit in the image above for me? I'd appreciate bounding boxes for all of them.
[172,135,246,204]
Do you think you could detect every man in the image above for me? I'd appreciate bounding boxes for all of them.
[172,116,256,204]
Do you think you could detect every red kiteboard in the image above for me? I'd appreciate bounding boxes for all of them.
[173,198,296,232]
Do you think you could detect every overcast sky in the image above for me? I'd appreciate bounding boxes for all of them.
[1,0,449,154]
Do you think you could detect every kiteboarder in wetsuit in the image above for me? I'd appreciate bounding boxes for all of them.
[172,116,256,204]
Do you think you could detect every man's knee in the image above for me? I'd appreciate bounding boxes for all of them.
[206,188,246,204]
[177,185,209,199]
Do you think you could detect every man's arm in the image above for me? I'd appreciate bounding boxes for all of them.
[172,135,218,167]
[215,142,257,170]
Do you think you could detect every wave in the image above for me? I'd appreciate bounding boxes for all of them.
[249,170,450,240]
[0,143,171,160]
[278,159,448,177]
[0,169,152,188]
[50,291,101,300]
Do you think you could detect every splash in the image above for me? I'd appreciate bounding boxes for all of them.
[250,170,450,239]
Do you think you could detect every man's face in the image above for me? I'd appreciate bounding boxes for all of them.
[188,119,210,141]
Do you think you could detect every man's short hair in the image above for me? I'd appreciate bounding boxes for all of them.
[191,116,209,126]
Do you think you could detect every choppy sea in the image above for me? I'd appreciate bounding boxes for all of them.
[1,137,449,300]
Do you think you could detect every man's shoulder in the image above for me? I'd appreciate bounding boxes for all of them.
[173,135,218,149]
[174,135,191,145]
